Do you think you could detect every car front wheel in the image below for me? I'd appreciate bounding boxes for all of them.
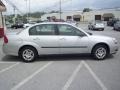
[92,45,108,60]
[19,47,38,62]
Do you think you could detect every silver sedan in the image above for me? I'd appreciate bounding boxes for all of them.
[3,22,119,62]
[114,21,120,31]
[88,21,105,31]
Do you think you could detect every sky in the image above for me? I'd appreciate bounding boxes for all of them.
[1,0,120,15]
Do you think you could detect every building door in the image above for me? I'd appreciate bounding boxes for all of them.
[103,13,114,21]
[95,15,101,20]
[73,15,81,22]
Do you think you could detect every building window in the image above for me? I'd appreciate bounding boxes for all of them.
[66,16,72,20]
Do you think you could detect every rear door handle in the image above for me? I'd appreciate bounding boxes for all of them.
[33,38,40,40]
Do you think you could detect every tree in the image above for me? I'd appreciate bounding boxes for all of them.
[5,12,46,24]
[83,8,92,12]
[28,12,45,18]
[49,10,59,13]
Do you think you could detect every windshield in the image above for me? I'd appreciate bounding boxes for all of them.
[95,20,103,24]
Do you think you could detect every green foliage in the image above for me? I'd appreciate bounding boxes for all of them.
[83,8,92,12]
[5,12,46,23]
[26,12,45,18]
[49,10,59,13]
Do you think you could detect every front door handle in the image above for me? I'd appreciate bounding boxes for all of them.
[60,38,65,40]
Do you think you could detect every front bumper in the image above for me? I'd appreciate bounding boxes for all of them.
[111,45,119,54]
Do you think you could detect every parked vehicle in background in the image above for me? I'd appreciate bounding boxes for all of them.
[3,22,118,62]
[66,20,77,26]
[113,21,120,31]
[23,22,36,28]
[11,23,24,29]
[88,20,105,31]
[5,22,12,28]
[107,18,119,27]
[55,19,65,22]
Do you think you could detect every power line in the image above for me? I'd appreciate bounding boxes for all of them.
[4,0,23,15]
[44,0,71,11]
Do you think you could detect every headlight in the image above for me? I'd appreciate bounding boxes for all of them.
[113,38,118,44]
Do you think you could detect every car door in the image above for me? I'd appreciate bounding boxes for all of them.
[29,24,59,54]
[116,22,120,30]
[57,24,90,54]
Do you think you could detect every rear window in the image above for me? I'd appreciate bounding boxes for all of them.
[29,24,55,35]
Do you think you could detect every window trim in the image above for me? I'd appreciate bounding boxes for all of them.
[56,24,87,37]
[29,24,58,36]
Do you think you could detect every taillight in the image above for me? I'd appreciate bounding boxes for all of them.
[3,35,8,44]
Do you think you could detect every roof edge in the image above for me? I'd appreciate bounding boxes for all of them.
[0,1,6,12]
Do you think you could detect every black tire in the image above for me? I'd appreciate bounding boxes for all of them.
[92,45,108,60]
[19,47,38,62]
[113,27,115,30]
[101,29,104,31]
[91,27,94,30]
[90,27,92,30]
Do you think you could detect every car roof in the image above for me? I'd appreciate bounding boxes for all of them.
[34,22,70,25]
[20,21,89,36]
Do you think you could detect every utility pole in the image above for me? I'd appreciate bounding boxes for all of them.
[59,0,61,20]
[25,0,28,22]
[13,7,16,24]
[28,0,30,21]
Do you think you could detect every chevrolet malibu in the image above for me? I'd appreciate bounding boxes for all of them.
[3,22,118,62]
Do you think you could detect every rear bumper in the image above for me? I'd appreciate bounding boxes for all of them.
[94,27,104,30]
[2,44,18,56]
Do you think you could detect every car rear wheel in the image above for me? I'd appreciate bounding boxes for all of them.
[113,27,115,30]
[91,27,94,30]
[92,45,108,60]
[19,47,38,62]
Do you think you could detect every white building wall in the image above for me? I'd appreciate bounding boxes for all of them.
[41,9,120,22]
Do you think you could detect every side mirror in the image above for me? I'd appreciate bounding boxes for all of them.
[89,22,92,24]
[77,33,87,37]
[87,32,93,35]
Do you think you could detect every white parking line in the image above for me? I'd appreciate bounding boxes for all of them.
[11,61,53,90]
[62,61,107,90]
[83,61,107,90]
[62,61,83,90]
[0,62,20,74]
[0,62,18,64]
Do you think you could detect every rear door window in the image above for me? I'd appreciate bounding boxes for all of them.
[29,24,56,35]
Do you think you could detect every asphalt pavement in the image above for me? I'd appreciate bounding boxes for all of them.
[0,24,120,90]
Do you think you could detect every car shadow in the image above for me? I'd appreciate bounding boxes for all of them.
[1,54,115,62]
[1,55,22,62]
[37,54,93,61]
